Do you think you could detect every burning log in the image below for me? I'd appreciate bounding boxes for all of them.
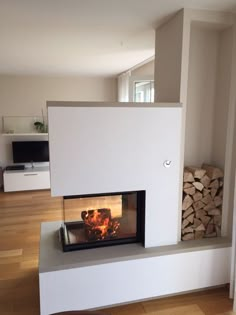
[81,208,120,241]
[181,164,223,241]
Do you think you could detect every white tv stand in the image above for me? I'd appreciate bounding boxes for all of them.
[3,166,50,192]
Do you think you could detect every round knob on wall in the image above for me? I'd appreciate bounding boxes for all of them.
[163,160,172,168]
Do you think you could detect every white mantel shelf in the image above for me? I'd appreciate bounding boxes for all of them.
[39,221,231,273]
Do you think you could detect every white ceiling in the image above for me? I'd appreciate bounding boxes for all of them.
[0,0,236,77]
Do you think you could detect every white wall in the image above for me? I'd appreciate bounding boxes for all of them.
[155,11,184,102]
[0,75,117,167]
[212,27,233,169]
[185,25,233,168]
[184,25,219,166]
[155,10,187,240]
[222,23,236,239]
[131,60,154,77]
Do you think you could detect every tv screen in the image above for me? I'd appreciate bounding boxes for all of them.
[12,141,49,163]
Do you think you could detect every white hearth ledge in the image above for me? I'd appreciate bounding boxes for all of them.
[39,221,231,273]
[39,222,231,315]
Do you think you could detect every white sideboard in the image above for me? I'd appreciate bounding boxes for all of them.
[3,166,50,192]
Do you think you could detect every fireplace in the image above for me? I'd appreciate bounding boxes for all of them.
[60,190,145,251]
[49,103,182,248]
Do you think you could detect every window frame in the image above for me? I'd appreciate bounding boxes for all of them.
[129,75,154,103]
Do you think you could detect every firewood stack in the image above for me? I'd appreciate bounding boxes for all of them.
[182,164,224,241]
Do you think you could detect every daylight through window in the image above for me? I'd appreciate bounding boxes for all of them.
[134,80,154,102]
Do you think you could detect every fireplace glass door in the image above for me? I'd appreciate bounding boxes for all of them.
[60,191,145,251]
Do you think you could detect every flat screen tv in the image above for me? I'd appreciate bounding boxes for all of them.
[12,141,49,163]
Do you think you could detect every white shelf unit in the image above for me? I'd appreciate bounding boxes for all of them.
[3,166,50,192]
[1,115,49,181]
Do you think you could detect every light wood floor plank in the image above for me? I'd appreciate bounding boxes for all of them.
[152,304,204,315]
[0,249,23,258]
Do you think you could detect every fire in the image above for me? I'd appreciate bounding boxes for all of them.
[81,208,120,241]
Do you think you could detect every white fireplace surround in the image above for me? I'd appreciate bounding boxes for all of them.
[48,102,183,247]
[39,101,231,314]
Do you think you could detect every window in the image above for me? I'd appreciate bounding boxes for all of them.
[134,80,154,102]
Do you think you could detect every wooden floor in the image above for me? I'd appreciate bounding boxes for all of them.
[0,190,234,315]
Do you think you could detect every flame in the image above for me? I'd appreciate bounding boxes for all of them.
[82,209,120,241]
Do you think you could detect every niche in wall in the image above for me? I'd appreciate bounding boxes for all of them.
[185,22,233,168]
[184,21,234,237]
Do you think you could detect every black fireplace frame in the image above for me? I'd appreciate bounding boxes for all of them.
[60,190,145,252]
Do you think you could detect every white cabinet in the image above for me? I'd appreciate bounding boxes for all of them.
[3,167,50,192]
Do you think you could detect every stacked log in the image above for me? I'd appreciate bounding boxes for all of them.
[182,164,224,241]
